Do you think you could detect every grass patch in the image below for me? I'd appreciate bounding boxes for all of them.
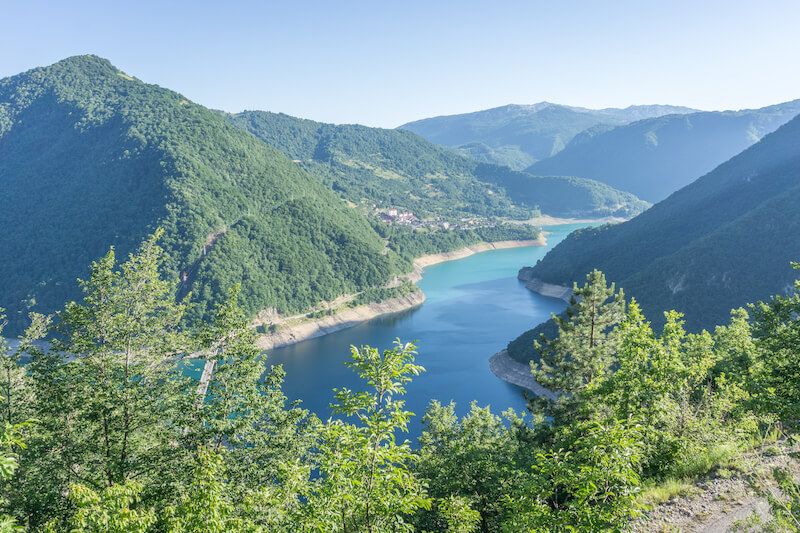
[670,442,740,480]
[639,477,699,506]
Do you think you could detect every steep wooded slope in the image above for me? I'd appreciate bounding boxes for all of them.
[521,113,800,334]
[0,56,396,333]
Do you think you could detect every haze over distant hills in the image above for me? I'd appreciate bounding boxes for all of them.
[527,101,800,202]
[398,103,697,169]
[516,112,800,342]
[222,110,650,219]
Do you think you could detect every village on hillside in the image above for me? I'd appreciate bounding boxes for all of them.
[371,205,498,231]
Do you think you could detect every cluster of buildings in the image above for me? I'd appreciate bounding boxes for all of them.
[372,206,498,232]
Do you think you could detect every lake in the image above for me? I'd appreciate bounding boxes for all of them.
[267,223,591,439]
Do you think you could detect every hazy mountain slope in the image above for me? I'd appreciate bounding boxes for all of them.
[521,114,800,334]
[527,101,800,202]
[398,103,695,169]
[470,166,650,218]
[0,56,397,333]
[224,110,650,219]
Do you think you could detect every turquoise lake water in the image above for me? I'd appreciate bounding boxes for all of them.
[267,223,591,438]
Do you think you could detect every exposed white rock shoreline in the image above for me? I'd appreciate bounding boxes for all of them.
[256,291,426,350]
[489,349,557,400]
[517,267,573,303]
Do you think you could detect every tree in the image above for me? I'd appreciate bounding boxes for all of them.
[587,303,731,478]
[529,269,625,426]
[305,340,430,532]
[61,482,156,533]
[415,402,526,532]
[0,424,24,533]
[166,448,258,533]
[749,262,800,422]
[503,421,643,533]
[182,286,313,530]
[21,231,193,525]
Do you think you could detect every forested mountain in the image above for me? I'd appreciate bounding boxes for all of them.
[223,110,649,219]
[0,56,405,334]
[527,101,800,201]
[398,103,695,169]
[518,113,800,336]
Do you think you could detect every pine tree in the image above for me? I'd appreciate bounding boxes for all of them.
[529,269,625,426]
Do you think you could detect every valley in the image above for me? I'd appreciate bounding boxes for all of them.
[1,45,800,532]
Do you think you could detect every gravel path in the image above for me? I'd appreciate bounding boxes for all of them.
[635,445,799,532]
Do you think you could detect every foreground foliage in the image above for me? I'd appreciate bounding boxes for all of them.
[1,235,799,531]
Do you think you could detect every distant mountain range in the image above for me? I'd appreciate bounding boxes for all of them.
[527,101,800,202]
[222,110,650,219]
[515,112,800,347]
[399,103,697,169]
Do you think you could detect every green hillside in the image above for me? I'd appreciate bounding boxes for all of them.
[223,110,649,218]
[515,113,800,345]
[399,103,695,169]
[527,101,800,201]
[0,56,404,333]
[222,110,530,219]
[472,166,650,218]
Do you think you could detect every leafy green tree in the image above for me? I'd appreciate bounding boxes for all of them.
[167,447,258,533]
[750,262,800,422]
[52,230,191,484]
[62,481,156,533]
[589,301,663,425]
[0,310,41,430]
[415,402,527,532]
[502,421,642,533]
[182,286,313,530]
[438,496,481,533]
[0,424,23,533]
[305,340,430,532]
[589,302,757,479]
[0,313,19,427]
[19,231,193,525]
[711,307,756,380]
[530,269,625,426]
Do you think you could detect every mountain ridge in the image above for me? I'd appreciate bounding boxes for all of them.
[527,100,800,201]
[398,102,697,169]
[0,55,400,333]
[222,109,650,219]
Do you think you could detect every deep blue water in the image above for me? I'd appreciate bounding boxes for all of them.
[267,223,590,439]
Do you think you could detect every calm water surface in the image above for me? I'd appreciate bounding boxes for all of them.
[267,223,591,438]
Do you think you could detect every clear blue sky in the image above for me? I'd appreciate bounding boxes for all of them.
[3,0,799,128]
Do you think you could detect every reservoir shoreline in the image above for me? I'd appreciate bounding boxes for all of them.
[255,237,548,350]
[517,267,573,303]
[488,349,557,400]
